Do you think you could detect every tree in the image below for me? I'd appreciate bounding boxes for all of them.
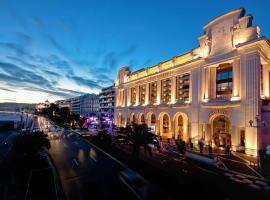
[113,123,160,158]
[70,113,80,129]
[59,107,70,127]
[49,103,59,117]
[13,131,51,155]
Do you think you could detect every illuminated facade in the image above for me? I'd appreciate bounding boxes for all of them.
[114,8,270,156]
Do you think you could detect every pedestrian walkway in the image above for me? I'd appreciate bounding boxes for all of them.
[217,155,262,178]
[233,151,257,166]
[180,142,263,177]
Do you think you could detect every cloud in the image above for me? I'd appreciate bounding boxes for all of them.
[0,9,141,103]
[43,70,61,77]
[0,87,16,92]
[0,42,29,57]
[31,16,44,28]
[2,99,16,102]
[143,58,152,66]
[14,32,32,44]
[24,86,83,98]
[0,61,85,100]
[67,75,102,90]
[58,18,77,32]
[0,62,53,87]
[121,45,137,57]
[47,34,69,55]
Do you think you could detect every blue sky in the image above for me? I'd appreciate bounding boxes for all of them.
[0,0,270,103]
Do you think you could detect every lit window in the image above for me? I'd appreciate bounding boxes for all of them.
[139,85,146,105]
[161,78,171,103]
[130,87,136,105]
[176,74,190,102]
[149,82,157,103]
[216,63,232,99]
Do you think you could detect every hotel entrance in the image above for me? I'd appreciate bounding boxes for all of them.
[211,115,231,148]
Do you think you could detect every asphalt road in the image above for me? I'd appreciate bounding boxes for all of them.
[38,117,270,200]
[38,117,162,200]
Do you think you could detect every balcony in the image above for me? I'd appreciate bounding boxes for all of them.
[201,97,240,108]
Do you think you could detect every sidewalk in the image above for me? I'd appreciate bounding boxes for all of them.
[187,145,263,178]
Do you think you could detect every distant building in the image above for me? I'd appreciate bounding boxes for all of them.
[64,94,99,115]
[99,85,115,125]
[54,100,70,109]
[80,94,99,115]
[0,103,35,113]
[99,85,115,114]
[70,96,81,115]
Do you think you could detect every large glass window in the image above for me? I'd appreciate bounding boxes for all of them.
[161,78,171,103]
[216,64,232,99]
[130,87,136,105]
[149,82,157,104]
[139,85,146,105]
[176,74,190,102]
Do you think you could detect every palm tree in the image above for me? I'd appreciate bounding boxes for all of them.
[113,123,160,158]
[59,107,70,127]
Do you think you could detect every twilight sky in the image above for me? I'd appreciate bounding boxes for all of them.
[0,0,270,103]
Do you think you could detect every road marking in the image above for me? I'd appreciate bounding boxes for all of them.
[89,148,97,162]
[73,158,79,166]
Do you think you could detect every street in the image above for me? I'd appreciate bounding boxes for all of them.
[37,116,270,200]
[39,117,164,200]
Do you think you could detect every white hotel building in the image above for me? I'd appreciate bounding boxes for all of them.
[114,8,270,156]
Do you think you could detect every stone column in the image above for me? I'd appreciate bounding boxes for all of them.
[204,67,210,100]
[232,59,241,100]
[127,87,131,106]
[231,125,238,151]
[121,89,124,106]
[145,83,149,105]
[189,72,192,103]
[201,67,206,100]
[245,52,261,156]
[136,85,139,106]
[171,76,176,104]
[156,118,160,135]
[119,89,123,107]
[115,88,119,107]
[157,80,161,104]
[169,121,173,139]
[124,88,128,107]
[210,67,216,99]
[205,124,211,144]
[262,64,270,98]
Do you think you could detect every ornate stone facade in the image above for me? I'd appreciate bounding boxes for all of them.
[114,8,270,156]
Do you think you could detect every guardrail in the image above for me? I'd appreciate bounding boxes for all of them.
[25,167,58,200]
